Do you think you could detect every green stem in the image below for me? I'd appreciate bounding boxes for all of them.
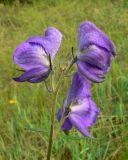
[64,58,76,75]
[46,60,75,160]
[46,92,57,160]
[46,72,63,160]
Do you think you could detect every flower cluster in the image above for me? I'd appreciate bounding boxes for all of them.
[13,21,116,137]
[57,21,116,137]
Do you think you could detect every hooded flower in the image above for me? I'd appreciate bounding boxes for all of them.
[13,27,62,83]
[76,21,116,83]
[57,72,100,137]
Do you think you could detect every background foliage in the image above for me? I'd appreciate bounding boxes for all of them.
[0,0,128,159]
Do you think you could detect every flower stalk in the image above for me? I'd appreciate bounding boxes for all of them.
[46,92,57,160]
[46,60,75,160]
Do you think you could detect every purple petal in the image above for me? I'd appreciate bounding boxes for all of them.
[57,109,72,131]
[27,74,49,83]
[13,42,49,70]
[58,97,100,137]
[78,21,116,56]
[27,27,62,60]
[68,98,100,137]
[13,67,49,82]
[57,108,63,121]
[61,118,72,131]
[86,98,100,126]
[77,46,112,71]
[69,113,91,137]
[70,100,90,116]
[77,61,105,83]
[70,98,100,127]
[66,72,91,104]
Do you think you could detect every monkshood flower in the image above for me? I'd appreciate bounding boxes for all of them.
[57,72,100,137]
[76,21,117,83]
[13,27,62,83]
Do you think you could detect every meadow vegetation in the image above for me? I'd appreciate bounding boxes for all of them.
[0,0,128,159]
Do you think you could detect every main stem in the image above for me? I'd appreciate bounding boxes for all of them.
[46,59,76,160]
[46,92,57,160]
[46,72,63,160]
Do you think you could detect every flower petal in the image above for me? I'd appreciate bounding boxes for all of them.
[57,108,63,121]
[27,27,62,60]
[66,72,91,105]
[77,45,112,72]
[27,74,49,83]
[77,61,105,83]
[69,113,91,137]
[86,98,100,126]
[61,118,72,131]
[57,108,72,131]
[71,98,100,127]
[69,98,100,137]
[13,67,49,82]
[58,97,100,137]
[78,21,116,56]
[13,42,49,70]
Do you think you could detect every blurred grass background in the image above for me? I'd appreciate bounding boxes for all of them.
[0,0,128,159]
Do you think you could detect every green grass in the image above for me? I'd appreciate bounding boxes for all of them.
[0,0,128,159]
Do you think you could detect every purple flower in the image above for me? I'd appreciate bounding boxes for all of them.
[76,21,117,83]
[13,27,62,83]
[57,72,100,137]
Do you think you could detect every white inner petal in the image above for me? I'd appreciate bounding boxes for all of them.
[88,45,99,51]
[36,47,50,67]
[70,99,88,112]
[77,44,99,55]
